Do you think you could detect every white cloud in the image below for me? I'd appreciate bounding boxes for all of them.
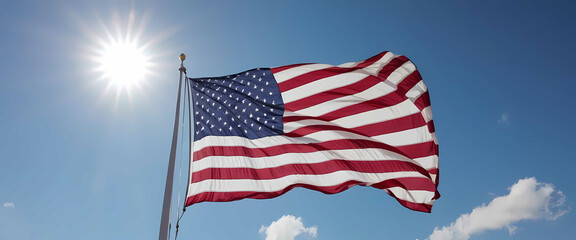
[497,112,510,125]
[3,202,15,208]
[426,177,569,240]
[259,215,318,240]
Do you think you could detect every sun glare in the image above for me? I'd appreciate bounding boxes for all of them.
[98,39,149,89]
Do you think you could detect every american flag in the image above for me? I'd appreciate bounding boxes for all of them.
[185,51,439,212]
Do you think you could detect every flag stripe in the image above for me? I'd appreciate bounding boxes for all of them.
[186,179,433,212]
[192,147,435,172]
[285,113,427,138]
[191,160,434,184]
[187,171,435,201]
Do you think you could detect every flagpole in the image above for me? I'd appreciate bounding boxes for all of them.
[159,53,187,240]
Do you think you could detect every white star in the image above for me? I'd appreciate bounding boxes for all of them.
[269,92,273,95]
[252,74,256,78]
[229,126,233,131]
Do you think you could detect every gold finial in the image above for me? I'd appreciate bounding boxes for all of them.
[179,53,186,61]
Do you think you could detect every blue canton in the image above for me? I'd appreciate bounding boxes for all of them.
[189,68,285,140]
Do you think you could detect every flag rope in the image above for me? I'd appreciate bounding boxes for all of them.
[174,69,188,240]
[175,73,192,240]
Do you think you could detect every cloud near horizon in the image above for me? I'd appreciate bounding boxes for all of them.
[259,215,318,240]
[3,202,15,208]
[426,177,569,240]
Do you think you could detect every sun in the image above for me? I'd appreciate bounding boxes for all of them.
[97,38,149,90]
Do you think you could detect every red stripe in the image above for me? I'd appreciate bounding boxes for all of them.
[427,120,436,133]
[194,137,435,162]
[191,160,434,185]
[396,70,423,96]
[282,75,381,111]
[396,141,438,159]
[414,91,431,111]
[377,56,410,79]
[185,178,433,212]
[285,113,427,138]
[279,67,361,92]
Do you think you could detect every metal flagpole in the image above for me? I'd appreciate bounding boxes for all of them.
[159,53,187,240]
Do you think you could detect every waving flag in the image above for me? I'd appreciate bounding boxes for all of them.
[185,51,439,212]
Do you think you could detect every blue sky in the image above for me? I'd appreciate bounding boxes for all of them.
[1,1,575,239]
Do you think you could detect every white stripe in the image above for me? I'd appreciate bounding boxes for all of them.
[187,170,434,203]
[281,71,368,103]
[387,187,436,204]
[386,61,417,85]
[406,80,427,101]
[284,80,397,117]
[192,148,419,172]
[421,106,433,123]
[413,155,438,170]
[283,121,434,147]
[273,64,333,83]
[331,100,420,128]
[373,125,433,147]
[194,123,427,152]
